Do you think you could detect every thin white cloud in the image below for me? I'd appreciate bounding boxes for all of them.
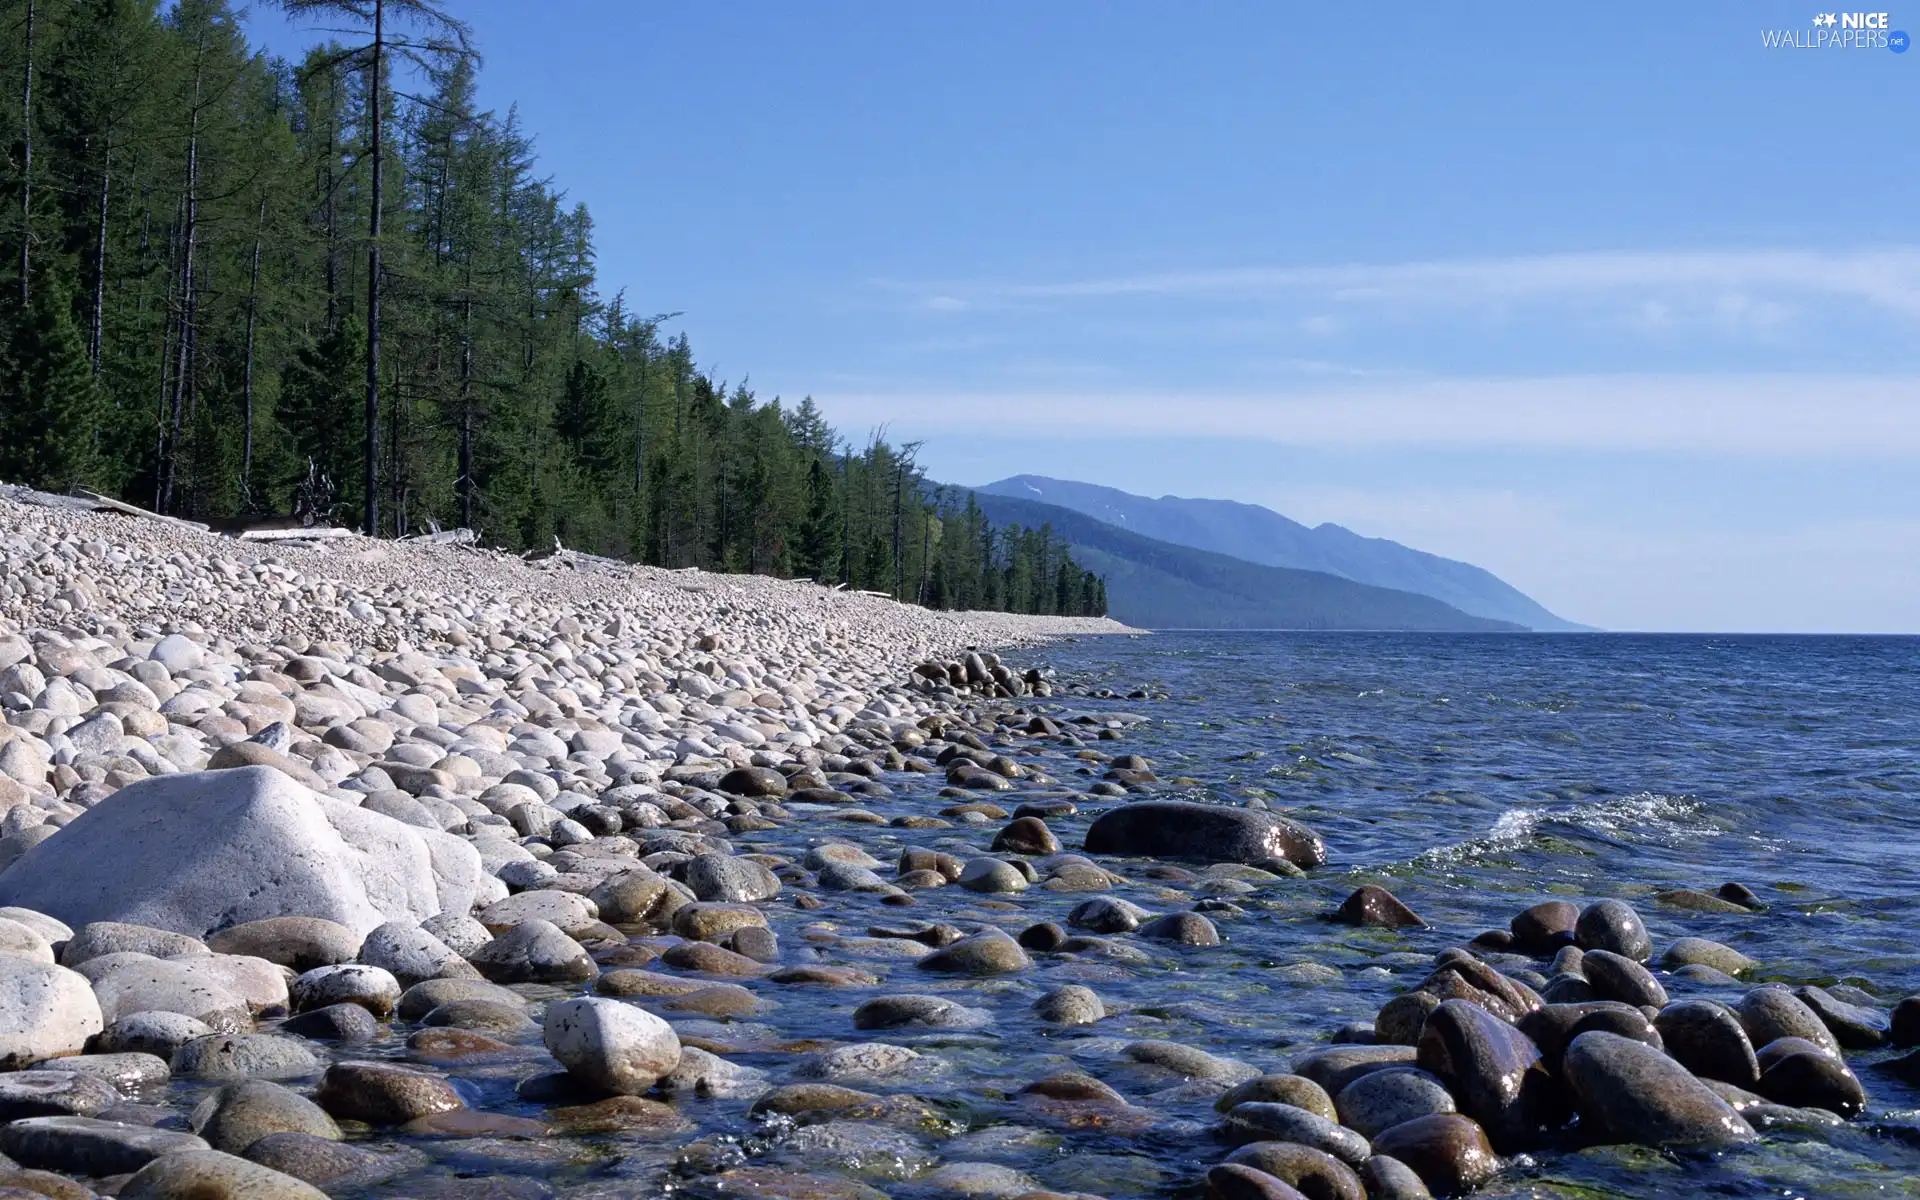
[903,248,1920,322]
[997,249,1920,313]
[820,374,1920,457]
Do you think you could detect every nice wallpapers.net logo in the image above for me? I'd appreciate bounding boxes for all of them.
[1762,11,1910,49]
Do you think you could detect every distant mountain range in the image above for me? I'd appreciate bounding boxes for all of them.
[976,475,1586,633]
[966,491,1524,632]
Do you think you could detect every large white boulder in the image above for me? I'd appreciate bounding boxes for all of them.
[0,956,102,1067]
[0,767,483,939]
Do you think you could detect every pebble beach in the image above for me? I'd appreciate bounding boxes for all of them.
[0,488,1912,1200]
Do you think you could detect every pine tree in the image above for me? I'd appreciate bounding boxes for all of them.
[1,278,100,489]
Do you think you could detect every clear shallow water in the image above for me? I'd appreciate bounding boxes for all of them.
[1031,631,1920,1197]
[187,632,1920,1199]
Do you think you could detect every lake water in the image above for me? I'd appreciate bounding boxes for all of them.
[309,631,1920,1199]
[1026,630,1920,1197]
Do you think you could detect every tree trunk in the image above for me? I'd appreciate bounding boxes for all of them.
[458,278,474,530]
[90,148,110,373]
[162,88,202,514]
[19,0,35,308]
[241,193,265,500]
[363,0,385,535]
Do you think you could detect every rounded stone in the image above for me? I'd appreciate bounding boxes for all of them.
[119,1147,330,1199]
[171,1034,322,1082]
[191,1080,342,1155]
[1563,1031,1756,1146]
[1335,1067,1457,1139]
[543,996,683,1095]
[916,929,1030,975]
[1222,1102,1370,1166]
[1139,911,1221,946]
[1581,949,1668,1008]
[206,918,360,973]
[279,1003,380,1043]
[1574,900,1650,962]
[1368,1114,1499,1196]
[1216,1075,1337,1122]
[1335,886,1424,929]
[1654,1000,1759,1087]
[314,1061,464,1125]
[290,965,401,1018]
[1033,985,1105,1026]
[1222,1142,1365,1200]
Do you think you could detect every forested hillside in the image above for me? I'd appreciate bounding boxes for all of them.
[0,0,1104,617]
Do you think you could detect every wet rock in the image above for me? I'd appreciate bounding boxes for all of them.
[795,1043,922,1082]
[1222,1142,1365,1200]
[917,929,1030,975]
[119,1147,330,1198]
[0,1115,208,1175]
[1893,996,1920,1048]
[544,996,682,1094]
[1205,1163,1309,1200]
[1517,1001,1657,1072]
[1359,1155,1434,1200]
[1222,1102,1370,1166]
[315,1061,464,1125]
[1018,922,1067,951]
[206,917,360,973]
[1067,897,1149,934]
[0,1070,122,1121]
[1083,801,1326,867]
[171,1034,322,1082]
[1291,1044,1419,1095]
[991,816,1059,856]
[278,1003,380,1043]
[1368,1114,1498,1196]
[190,1080,341,1154]
[1333,1067,1456,1139]
[422,998,535,1036]
[1509,901,1578,952]
[396,978,524,1021]
[1573,900,1650,962]
[470,919,595,984]
[242,1131,413,1190]
[1374,991,1441,1046]
[672,902,769,942]
[1562,1031,1756,1146]
[290,964,401,1017]
[1216,1075,1336,1122]
[1033,985,1106,1025]
[1755,1041,1868,1117]
[1123,1040,1258,1086]
[852,994,990,1030]
[97,1011,214,1059]
[1737,986,1842,1058]
[1581,949,1668,1008]
[1654,1000,1760,1087]
[957,858,1029,894]
[36,1051,169,1091]
[1416,998,1556,1151]
[683,855,782,903]
[1334,886,1424,929]
[1139,911,1220,945]
[1794,985,1889,1050]
[1659,937,1754,976]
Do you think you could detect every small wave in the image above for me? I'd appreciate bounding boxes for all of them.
[1415,791,1707,867]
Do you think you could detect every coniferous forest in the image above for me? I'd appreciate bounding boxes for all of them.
[0,0,1106,619]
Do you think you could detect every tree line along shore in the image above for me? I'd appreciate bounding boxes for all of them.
[0,0,1107,619]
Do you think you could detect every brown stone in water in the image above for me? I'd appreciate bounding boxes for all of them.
[1334,885,1425,928]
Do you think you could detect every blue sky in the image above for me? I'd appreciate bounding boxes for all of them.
[244,2,1920,632]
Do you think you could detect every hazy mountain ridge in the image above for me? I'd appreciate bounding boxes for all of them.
[979,475,1586,632]
[965,491,1525,632]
